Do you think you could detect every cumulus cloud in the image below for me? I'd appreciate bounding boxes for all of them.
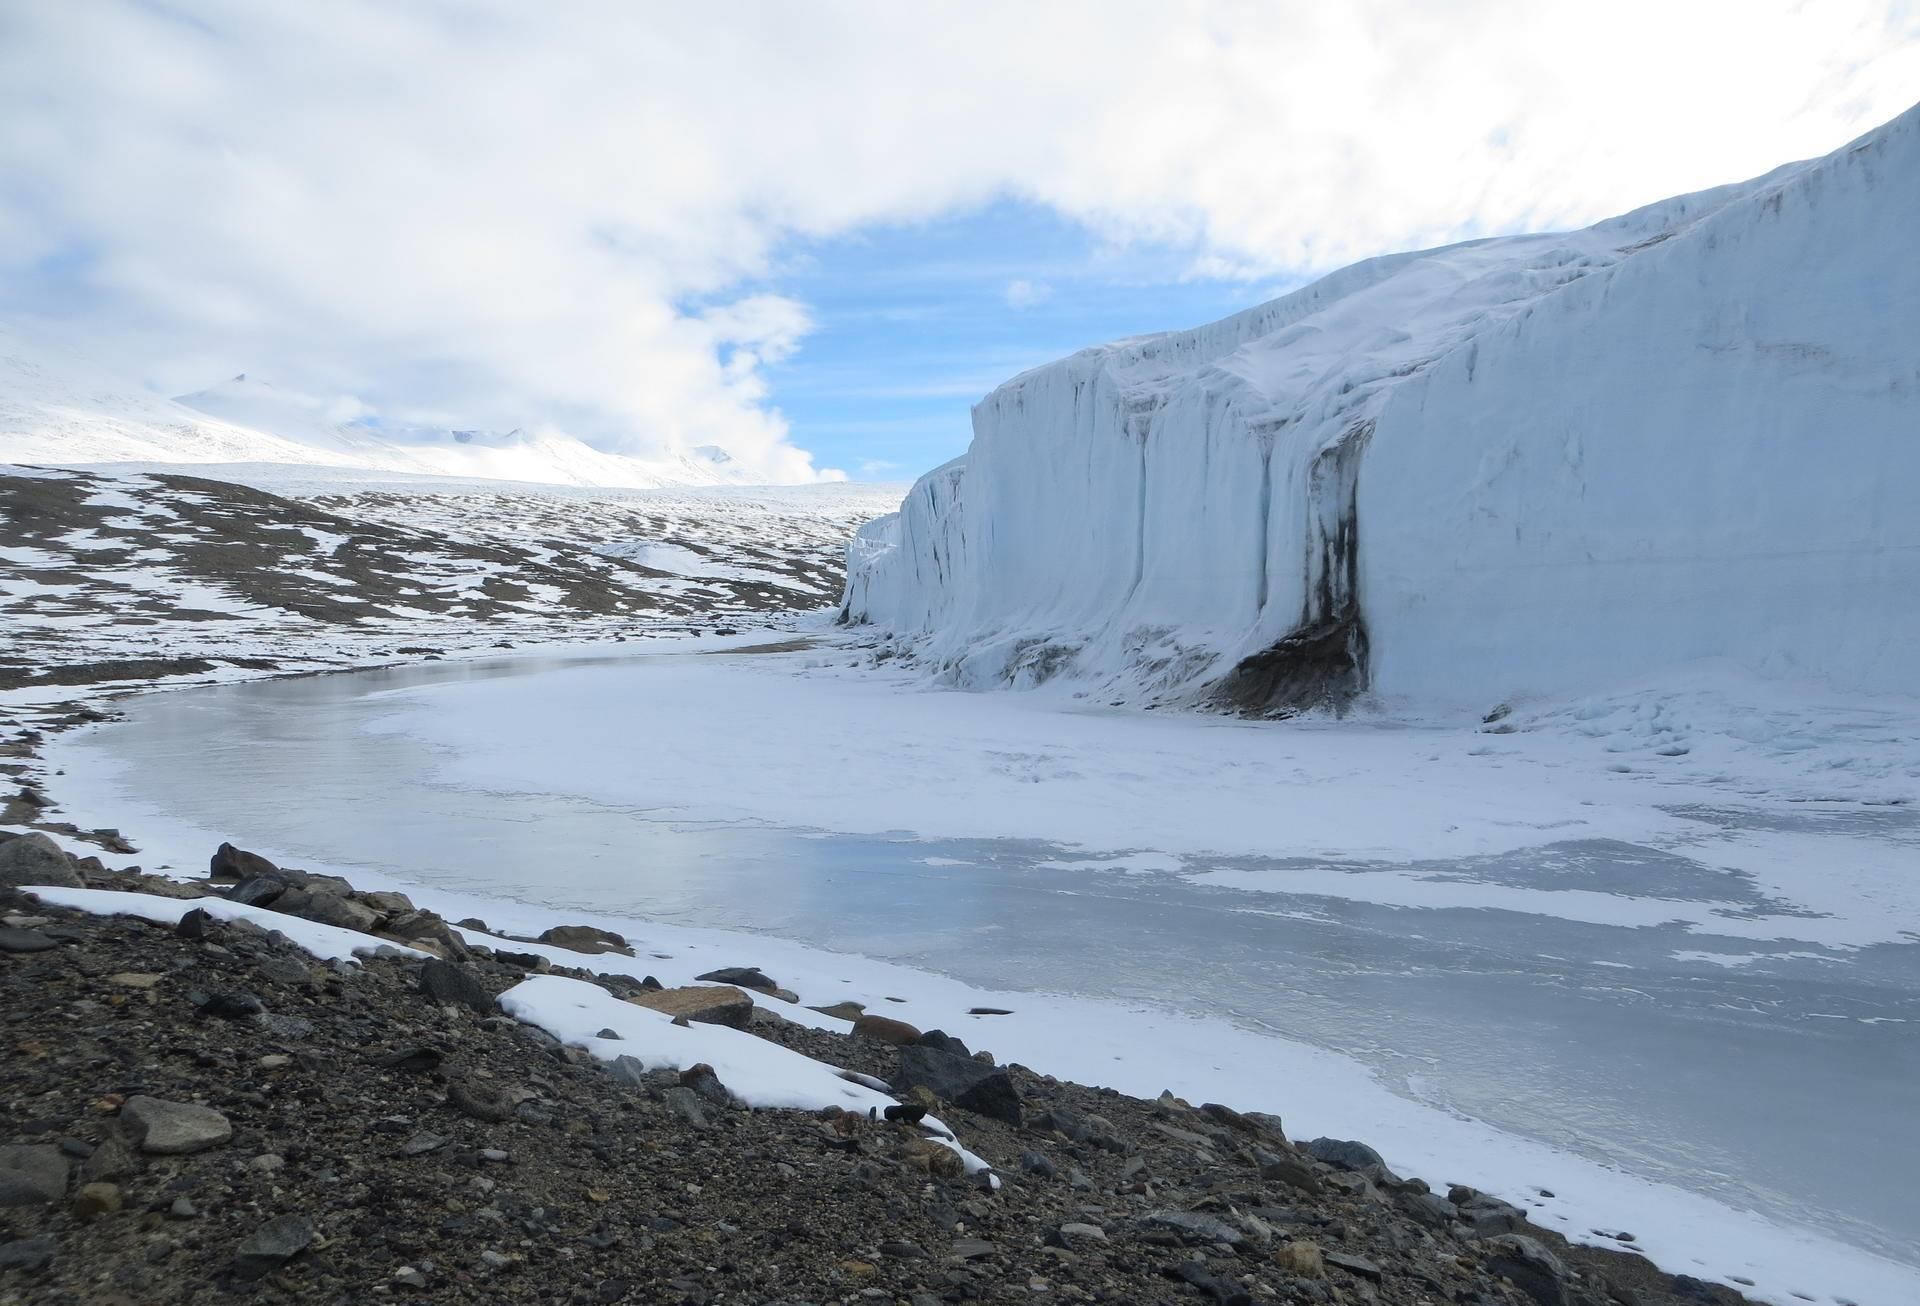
[1,1,1915,481]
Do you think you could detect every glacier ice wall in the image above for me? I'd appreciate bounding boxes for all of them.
[843,103,1920,711]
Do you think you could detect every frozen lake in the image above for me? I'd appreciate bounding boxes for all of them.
[48,646,1920,1300]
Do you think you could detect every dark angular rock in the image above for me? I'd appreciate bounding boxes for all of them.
[227,875,288,908]
[175,908,212,940]
[917,1029,972,1057]
[1020,1150,1057,1178]
[196,990,265,1019]
[892,1044,1021,1126]
[233,1213,317,1280]
[0,926,56,953]
[1483,1234,1571,1306]
[1260,1154,1323,1194]
[419,959,496,1013]
[1171,1259,1254,1305]
[1324,1251,1383,1280]
[1139,1209,1244,1247]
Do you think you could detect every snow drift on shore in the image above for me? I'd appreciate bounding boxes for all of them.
[841,102,1920,713]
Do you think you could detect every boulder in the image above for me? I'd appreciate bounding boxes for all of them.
[892,1044,1021,1125]
[0,833,82,890]
[918,1029,972,1057]
[383,911,472,959]
[120,1097,232,1155]
[1482,1234,1572,1306]
[1301,1137,1384,1171]
[1259,1155,1322,1194]
[537,924,632,955]
[852,1013,921,1045]
[361,890,416,915]
[0,1145,69,1206]
[1139,1209,1245,1247]
[419,959,497,1014]
[210,842,280,881]
[227,875,288,908]
[0,926,56,953]
[626,985,754,1029]
[292,892,383,934]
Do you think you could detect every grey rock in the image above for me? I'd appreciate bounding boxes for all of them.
[400,1132,448,1156]
[1324,1251,1383,1280]
[605,1055,651,1091]
[892,1044,1021,1126]
[1140,1209,1245,1247]
[1301,1137,1384,1171]
[420,958,496,1013]
[1483,1234,1571,1306]
[0,926,56,953]
[948,1238,998,1260]
[1398,1190,1459,1229]
[0,1145,69,1206]
[227,875,288,908]
[80,1134,137,1182]
[0,833,82,889]
[1461,1191,1527,1236]
[294,891,383,933]
[1260,1154,1323,1194]
[662,1087,709,1129]
[0,1235,55,1272]
[234,1213,317,1280]
[1052,1222,1107,1245]
[121,1096,233,1155]
[1020,1150,1057,1179]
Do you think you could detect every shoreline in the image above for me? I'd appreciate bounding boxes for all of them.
[4,826,1765,1306]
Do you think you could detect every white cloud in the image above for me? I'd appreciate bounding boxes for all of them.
[1005,278,1054,309]
[1,2,1915,482]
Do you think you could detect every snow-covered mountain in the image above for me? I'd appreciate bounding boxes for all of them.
[843,101,1920,714]
[0,336,754,490]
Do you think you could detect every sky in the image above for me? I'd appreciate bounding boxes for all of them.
[2,2,1917,483]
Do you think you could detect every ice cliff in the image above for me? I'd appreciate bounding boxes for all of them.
[842,103,1920,713]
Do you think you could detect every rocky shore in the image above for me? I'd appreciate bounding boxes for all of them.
[0,835,1756,1306]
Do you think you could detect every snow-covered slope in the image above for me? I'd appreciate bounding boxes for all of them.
[843,102,1920,713]
[0,336,755,490]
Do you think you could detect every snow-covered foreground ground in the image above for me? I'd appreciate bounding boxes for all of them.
[31,636,1920,1306]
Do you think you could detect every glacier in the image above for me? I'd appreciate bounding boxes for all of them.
[842,102,1920,713]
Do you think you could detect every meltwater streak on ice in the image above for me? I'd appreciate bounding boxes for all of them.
[41,654,1920,1285]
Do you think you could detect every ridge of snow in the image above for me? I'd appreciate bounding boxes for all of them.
[843,102,1920,713]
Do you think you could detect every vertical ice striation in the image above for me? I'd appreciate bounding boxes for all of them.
[844,103,1920,713]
